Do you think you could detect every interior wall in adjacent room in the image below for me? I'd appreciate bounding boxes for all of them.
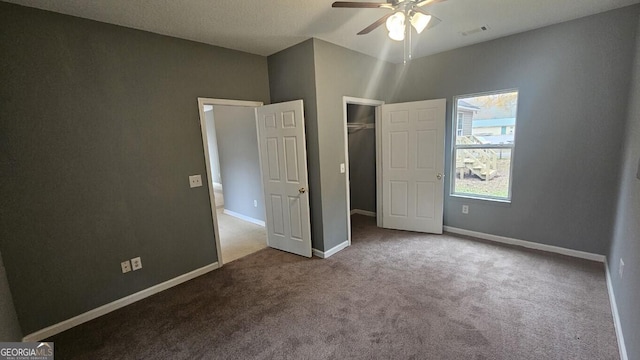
[608,12,640,360]
[204,109,222,185]
[211,105,265,221]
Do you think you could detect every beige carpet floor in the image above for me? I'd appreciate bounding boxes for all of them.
[48,215,619,359]
[217,208,267,264]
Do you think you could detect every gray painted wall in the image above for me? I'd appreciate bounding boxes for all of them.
[347,104,376,213]
[313,39,395,251]
[211,105,265,221]
[267,39,395,251]
[0,251,22,341]
[0,2,270,335]
[204,110,222,184]
[391,6,639,255]
[609,13,640,360]
[267,39,325,250]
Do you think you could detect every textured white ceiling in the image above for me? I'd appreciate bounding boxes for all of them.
[4,0,639,63]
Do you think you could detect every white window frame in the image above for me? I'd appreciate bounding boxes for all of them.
[450,89,518,203]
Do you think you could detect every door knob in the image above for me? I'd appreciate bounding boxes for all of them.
[299,187,306,194]
[436,173,443,180]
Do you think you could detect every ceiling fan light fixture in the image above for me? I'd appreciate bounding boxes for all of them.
[386,11,405,41]
[410,12,432,34]
[332,0,447,61]
[388,28,405,41]
[385,11,405,33]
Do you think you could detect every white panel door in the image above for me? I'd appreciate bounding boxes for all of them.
[381,99,446,233]
[256,100,312,257]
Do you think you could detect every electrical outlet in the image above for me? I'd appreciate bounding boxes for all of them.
[121,260,132,273]
[462,205,469,214]
[619,258,624,279]
[189,175,202,188]
[253,200,258,207]
[131,257,142,271]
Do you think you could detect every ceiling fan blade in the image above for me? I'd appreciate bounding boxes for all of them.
[332,1,394,8]
[414,0,446,7]
[357,13,393,35]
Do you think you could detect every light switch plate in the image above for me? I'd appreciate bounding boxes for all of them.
[340,163,346,174]
[189,175,203,188]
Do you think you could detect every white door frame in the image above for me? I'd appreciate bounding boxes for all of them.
[197,97,264,267]
[342,96,385,245]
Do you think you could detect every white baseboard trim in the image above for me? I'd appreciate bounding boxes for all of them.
[605,259,628,360]
[223,209,265,227]
[312,240,350,259]
[22,262,219,342]
[443,226,606,262]
[350,209,376,217]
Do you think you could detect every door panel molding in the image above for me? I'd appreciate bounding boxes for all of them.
[257,100,312,257]
[380,99,446,234]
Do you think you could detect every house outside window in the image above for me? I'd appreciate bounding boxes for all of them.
[456,112,464,136]
[451,90,518,201]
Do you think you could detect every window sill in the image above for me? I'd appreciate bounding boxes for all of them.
[449,193,512,206]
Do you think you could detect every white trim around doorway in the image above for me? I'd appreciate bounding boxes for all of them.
[342,96,385,246]
[197,97,263,268]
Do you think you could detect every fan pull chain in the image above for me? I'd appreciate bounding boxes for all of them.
[403,19,412,64]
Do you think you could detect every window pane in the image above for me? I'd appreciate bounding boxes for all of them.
[453,148,512,199]
[452,90,518,201]
[455,92,518,146]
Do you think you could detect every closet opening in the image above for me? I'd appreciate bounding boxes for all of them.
[342,97,385,244]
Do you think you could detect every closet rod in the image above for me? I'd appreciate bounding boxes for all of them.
[346,123,375,129]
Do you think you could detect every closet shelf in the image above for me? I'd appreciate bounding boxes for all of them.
[347,123,375,131]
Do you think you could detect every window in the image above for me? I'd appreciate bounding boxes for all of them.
[451,90,518,201]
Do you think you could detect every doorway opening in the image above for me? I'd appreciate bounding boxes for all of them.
[342,97,385,244]
[198,98,267,266]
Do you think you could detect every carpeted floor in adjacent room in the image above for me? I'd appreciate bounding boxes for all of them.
[217,208,267,264]
[48,215,619,359]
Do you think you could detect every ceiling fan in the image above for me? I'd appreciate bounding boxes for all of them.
[332,0,444,62]
[332,0,444,40]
